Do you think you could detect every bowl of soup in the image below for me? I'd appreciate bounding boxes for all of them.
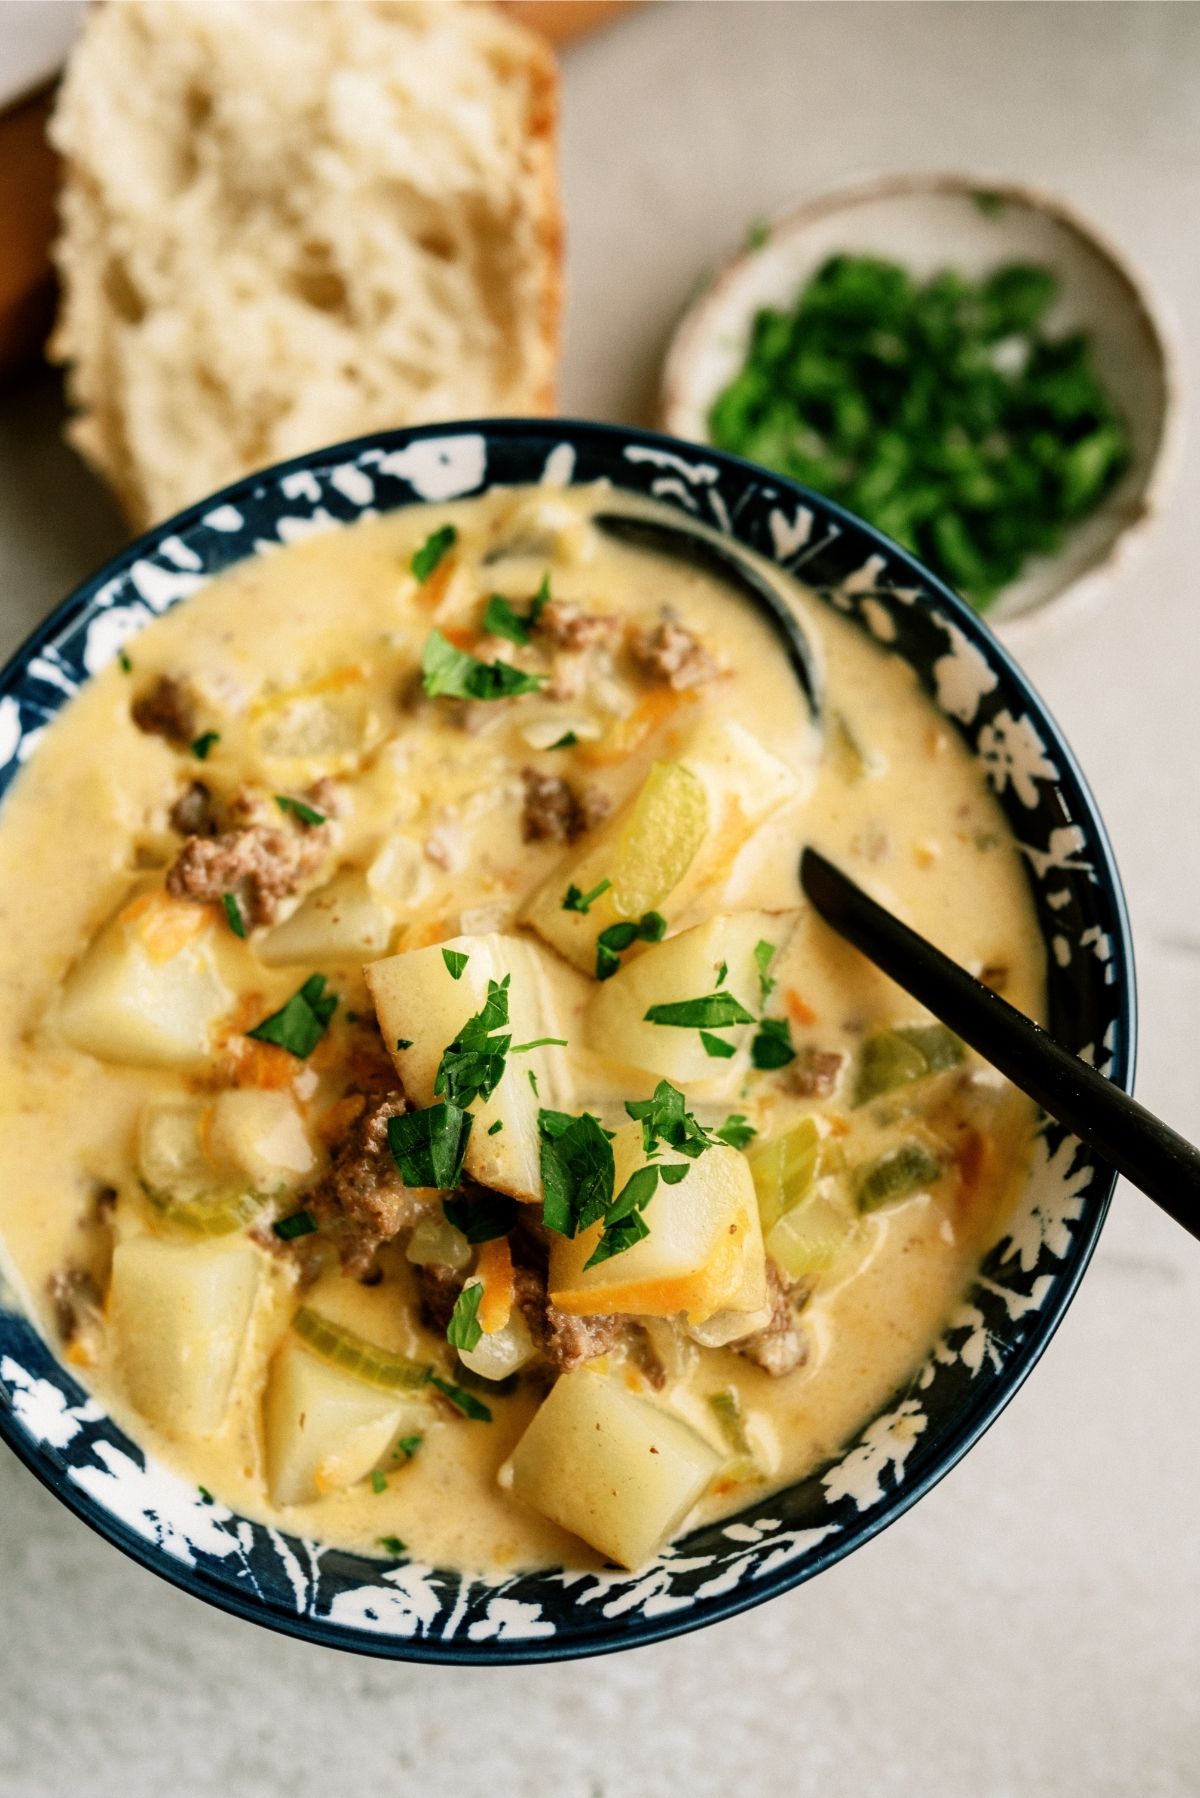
[0,420,1133,1662]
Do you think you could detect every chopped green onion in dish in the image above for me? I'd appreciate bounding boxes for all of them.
[707,253,1130,609]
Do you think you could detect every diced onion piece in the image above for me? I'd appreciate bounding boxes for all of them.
[138,1100,211,1199]
[366,836,431,911]
[549,1122,766,1326]
[208,1089,314,1187]
[258,871,394,967]
[365,932,571,1202]
[508,1368,720,1568]
[265,1336,424,1506]
[58,889,231,1068]
[406,1213,472,1271]
[290,1305,430,1392]
[109,1235,259,1436]
[519,715,602,751]
[458,1306,536,1382]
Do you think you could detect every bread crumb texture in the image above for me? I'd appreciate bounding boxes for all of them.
[49,0,562,528]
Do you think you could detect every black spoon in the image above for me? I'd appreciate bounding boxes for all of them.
[593,510,823,722]
[800,846,1200,1242]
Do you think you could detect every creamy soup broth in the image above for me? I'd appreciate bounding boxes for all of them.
[0,485,1044,1574]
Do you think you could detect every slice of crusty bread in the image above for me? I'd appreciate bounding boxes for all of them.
[49,0,562,529]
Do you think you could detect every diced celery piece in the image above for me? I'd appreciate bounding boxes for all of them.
[748,1116,822,1233]
[609,761,708,918]
[707,1388,751,1455]
[291,1306,430,1392]
[853,1142,943,1213]
[853,1023,964,1106]
[766,1184,856,1278]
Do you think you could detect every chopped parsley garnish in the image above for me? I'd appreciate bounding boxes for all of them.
[528,1069,539,1097]
[427,1373,492,1422]
[272,1208,318,1241]
[551,732,578,750]
[378,1535,407,1556]
[222,892,247,939]
[396,1037,414,1051]
[487,1119,504,1136]
[248,974,337,1057]
[584,1164,657,1268]
[370,1470,388,1494]
[410,524,457,582]
[625,1080,715,1161]
[563,878,612,914]
[443,1191,516,1242]
[420,627,545,702]
[596,913,666,981]
[118,650,132,674]
[701,1030,736,1059]
[393,1435,423,1461]
[435,975,511,1108]
[715,960,728,987]
[447,1281,484,1352]
[750,1016,796,1070]
[539,1109,616,1238]
[387,1102,472,1189]
[643,991,755,1029]
[511,1036,567,1053]
[707,252,1130,610]
[191,730,220,760]
[715,1113,758,1150]
[274,793,326,826]
[441,947,469,980]
[754,939,778,1005]
[482,574,550,645]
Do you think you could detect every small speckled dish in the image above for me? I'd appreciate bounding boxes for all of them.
[661,172,1182,643]
[0,421,1134,1662]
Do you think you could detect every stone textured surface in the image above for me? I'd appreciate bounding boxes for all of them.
[2,4,1200,1793]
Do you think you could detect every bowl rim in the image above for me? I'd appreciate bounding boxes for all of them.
[659,167,1184,644]
[0,416,1136,1663]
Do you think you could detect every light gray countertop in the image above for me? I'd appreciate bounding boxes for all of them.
[2,5,1199,1794]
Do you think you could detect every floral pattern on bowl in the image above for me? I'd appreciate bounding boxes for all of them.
[0,420,1134,1664]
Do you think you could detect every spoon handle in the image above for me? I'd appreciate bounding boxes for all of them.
[800,846,1200,1241]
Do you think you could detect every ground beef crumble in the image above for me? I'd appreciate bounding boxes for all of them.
[166,807,328,926]
[512,1261,624,1374]
[537,598,622,652]
[732,1264,811,1377]
[627,609,719,690]
[131,674,199,744]
[306,1093,422,1276]
[520,768,611,845]
[785,1047,846,1099]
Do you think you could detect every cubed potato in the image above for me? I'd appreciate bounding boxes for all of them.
[207,1089,315,1188]
[585,912,791,1094]
[523,720,798,972]
[58,889,232,1068]
[257,870,394,967]
[108,1235,260,1437]
[264,1336,423,1506]
[365,932,572,1201]
[508,1368,720,1568]
[550,1122,766,1325]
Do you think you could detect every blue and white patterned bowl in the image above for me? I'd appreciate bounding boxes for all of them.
[0,420,1134,1663]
